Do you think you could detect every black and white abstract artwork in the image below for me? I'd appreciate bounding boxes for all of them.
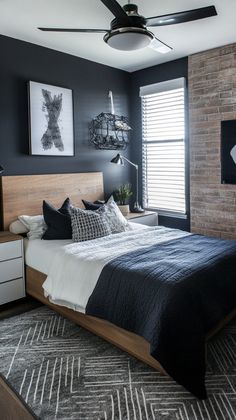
[221,120,236,184]
[29,81,74,156]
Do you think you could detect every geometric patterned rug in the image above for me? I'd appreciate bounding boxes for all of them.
[0,306,235,420]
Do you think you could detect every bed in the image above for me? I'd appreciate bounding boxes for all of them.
[1,172,236,400]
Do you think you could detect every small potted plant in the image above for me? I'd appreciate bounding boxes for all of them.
[115,183,133,215]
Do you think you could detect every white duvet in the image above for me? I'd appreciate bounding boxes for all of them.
[43,226,190,313]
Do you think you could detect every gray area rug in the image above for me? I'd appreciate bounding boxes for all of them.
[0,306,235,419]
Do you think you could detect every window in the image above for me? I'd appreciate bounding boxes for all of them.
[140,78,186,215]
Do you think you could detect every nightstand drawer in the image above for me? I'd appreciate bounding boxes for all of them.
[0,258,23,283]
[0,278,25,305]
[0,240,22,262]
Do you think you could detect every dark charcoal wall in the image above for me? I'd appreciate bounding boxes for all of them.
[0,35,131,198]
[130,57,190,230]
[0,35,190,226]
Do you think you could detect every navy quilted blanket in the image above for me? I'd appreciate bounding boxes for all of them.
[86,234,236,399]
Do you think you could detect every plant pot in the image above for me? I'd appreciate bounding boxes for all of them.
[118,204,130,216]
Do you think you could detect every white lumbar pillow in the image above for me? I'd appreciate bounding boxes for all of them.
[9,220,29,235]
[18,215,47,239]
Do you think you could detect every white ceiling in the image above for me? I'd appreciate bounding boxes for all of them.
[0,0,235,72]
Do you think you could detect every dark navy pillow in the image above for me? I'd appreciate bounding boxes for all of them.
[42,198,72,240]
[82,199,108,211]
[82,199,105,211]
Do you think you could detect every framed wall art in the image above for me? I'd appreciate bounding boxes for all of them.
[28,81,74,156]
[221,120,236,184]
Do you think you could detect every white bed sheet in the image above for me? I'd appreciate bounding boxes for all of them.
[24,222,148,275]
[24,237,72,275]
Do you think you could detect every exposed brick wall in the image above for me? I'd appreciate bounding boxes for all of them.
[188,44,236,239]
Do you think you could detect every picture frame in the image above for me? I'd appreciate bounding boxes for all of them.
[221,120,236,184]
[28,81,74,156]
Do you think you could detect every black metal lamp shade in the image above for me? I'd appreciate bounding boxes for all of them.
[110,154,124,165]
[0,165,4,174]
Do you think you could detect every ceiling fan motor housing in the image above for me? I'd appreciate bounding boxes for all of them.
[109,2,147,30]
[110,15,147,31]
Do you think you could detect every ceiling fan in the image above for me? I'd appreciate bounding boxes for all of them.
[38,0,217,54]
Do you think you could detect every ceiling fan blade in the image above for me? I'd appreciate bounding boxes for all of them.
[38,28,108,33]
[100,0,131,24]
[149,38,172,54]
[146,5,217,27]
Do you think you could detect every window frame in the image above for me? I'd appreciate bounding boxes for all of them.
[140,77,188,218]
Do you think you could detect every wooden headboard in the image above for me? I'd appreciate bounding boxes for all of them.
[1,172,104,230]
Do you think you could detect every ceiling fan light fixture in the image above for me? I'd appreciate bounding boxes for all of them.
[104,28,154,51]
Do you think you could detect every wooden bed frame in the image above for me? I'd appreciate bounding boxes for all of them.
[1,172,235,377]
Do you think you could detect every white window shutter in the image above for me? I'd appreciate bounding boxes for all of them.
[141,78,186,215]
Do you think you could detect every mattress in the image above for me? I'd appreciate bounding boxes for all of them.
[24,237,72,275]
[24,222,148,275]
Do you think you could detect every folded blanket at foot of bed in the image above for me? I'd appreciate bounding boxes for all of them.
[86,234,236,399]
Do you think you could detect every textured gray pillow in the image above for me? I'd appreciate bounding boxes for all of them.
[97,196,129,234]
[71,207,111,242]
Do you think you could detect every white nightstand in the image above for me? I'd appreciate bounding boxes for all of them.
[126,211,158,226]
[0,232,25,306]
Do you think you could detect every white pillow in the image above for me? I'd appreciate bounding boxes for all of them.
[99,196,129,234]
[18,215,47,239]
[9,220,29,235]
